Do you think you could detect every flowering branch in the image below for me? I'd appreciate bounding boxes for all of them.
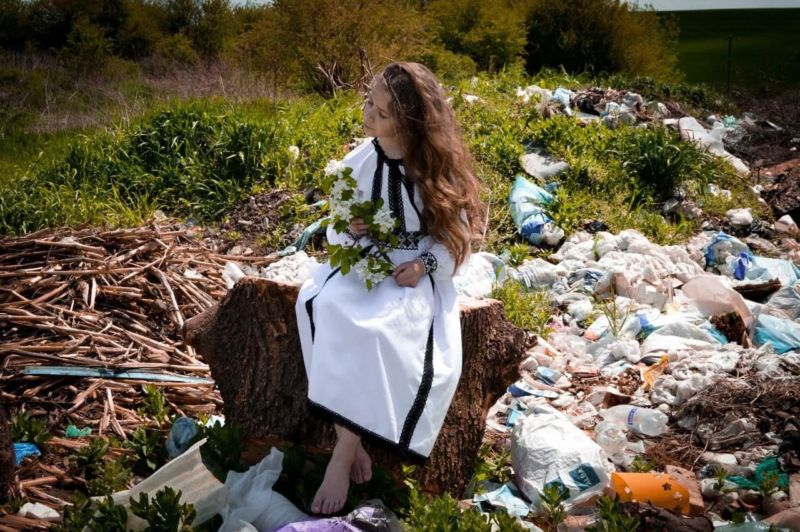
[322,159,398,290]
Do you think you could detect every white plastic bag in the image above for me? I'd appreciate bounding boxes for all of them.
[511,404,612,510]
[102,439,227,529]
[218,447,308,532]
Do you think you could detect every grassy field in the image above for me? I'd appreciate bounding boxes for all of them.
[671,8,800,92]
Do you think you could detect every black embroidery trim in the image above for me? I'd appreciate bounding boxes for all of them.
[344,227,360,241]
[387,161,406,232]
[399,275,436,448]
[418,251,438,274]
[305,266,341,343]
[371,157,383,203]
[307,399,427,463]
[393,230,426,250]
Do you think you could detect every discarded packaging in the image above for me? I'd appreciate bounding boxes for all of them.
[611,471,691,515]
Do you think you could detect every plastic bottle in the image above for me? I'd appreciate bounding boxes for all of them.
[595,421,627,461]
[598,405,668,437]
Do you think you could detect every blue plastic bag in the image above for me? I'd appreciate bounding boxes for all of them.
[14,442,41,466]
[509,175,561,245]
[754,314,800,354]
[166,417,199,458]
[703,232,750,268]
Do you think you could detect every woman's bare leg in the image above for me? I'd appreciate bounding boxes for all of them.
[332,425,372,484]
[311,424,358,514]
[351,440,373,484]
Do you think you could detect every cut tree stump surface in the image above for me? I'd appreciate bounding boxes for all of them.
[183,276,527,496]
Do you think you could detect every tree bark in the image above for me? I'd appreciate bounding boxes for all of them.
[0,404,13,503]
[183,277,527,496]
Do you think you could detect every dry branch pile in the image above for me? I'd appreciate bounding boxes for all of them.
[0,221,277,528]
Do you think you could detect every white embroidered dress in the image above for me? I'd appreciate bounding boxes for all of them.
[295,138,462,460]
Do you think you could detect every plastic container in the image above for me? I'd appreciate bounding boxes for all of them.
[611,472,690,514]
[599,405,668,436]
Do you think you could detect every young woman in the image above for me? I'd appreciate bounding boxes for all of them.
[295,62,485,515]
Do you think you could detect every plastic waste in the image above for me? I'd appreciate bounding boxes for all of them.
[13,443,41,466]
[473,483,531,517]
[508,258,564,290]
[17,502,59,521]
[278,218,326,257]
[726,208,754,228]
[453,252,506,298]
[599,405,668,436]
[595,421,628,464]
[102,439,227,529]
[753,314,800,354]
[166,417,199,458]
[611,472,691,514]
[728,456,789,492]
[703,232,750,268]
[743,256,800,286]
[519,150,570,180]
[275,502,402,532]
[678,116,750,176]
[65,425,91,438]
[552,87,574,115]
[765,284,800,319]
[219,447,308,532]
[775,214,798,234]
[508,175,564,246]
[259,251,321,284]
[511,404,612,510]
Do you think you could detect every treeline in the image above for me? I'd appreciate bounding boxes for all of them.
[0,0,679,92]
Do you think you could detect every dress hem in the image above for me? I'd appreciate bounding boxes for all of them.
[306,399,428,463]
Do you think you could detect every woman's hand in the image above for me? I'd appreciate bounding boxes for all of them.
[393,259,425,287]
[349,217,369,237]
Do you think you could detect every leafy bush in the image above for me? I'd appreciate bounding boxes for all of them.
[427,0,527,72]
[523,0,679,81]
[491,281,553,336]
[11,410,52,448]
[130,486,196,532]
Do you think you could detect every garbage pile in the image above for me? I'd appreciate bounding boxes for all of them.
[457,221,800,529]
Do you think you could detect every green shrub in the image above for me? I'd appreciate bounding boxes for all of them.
[427,0,527,72]
[11,410,52,448]
[491,281,553,336]
[523,0,678,81]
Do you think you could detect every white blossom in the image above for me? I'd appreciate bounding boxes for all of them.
[287,145,300,162]
[331,178,350,198]
[331,199,354,222]
[324,159,347,177]
[373,205,396,234]
[352,257,387,287]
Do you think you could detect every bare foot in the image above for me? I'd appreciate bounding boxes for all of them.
[350,442,372,484]
[311,448,353,514]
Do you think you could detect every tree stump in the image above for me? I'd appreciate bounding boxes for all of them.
[183,277,527,496]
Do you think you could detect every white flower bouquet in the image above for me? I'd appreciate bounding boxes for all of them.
[322,159,399,290]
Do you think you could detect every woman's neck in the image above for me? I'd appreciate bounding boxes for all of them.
[376,135,404,159]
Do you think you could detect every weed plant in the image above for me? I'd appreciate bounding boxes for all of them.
[491,281,553,337]
[0,68,767,254]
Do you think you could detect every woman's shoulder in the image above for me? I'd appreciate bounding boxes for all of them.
[343,137,377,164]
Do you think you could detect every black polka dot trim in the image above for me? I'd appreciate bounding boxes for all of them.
[418,251,438,274]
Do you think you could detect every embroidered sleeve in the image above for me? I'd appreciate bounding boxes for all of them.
[417,251,438,275]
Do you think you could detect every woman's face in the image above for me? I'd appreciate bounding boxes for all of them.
[362,81,396,140]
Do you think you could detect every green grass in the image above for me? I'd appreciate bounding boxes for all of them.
[670,8,800,92]
[0,66,770,252]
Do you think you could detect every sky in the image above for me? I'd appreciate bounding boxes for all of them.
[627,0,800,9]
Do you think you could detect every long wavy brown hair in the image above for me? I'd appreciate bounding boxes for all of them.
[375,62,486,272]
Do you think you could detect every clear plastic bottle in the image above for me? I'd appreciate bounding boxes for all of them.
[598,405,668,436]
